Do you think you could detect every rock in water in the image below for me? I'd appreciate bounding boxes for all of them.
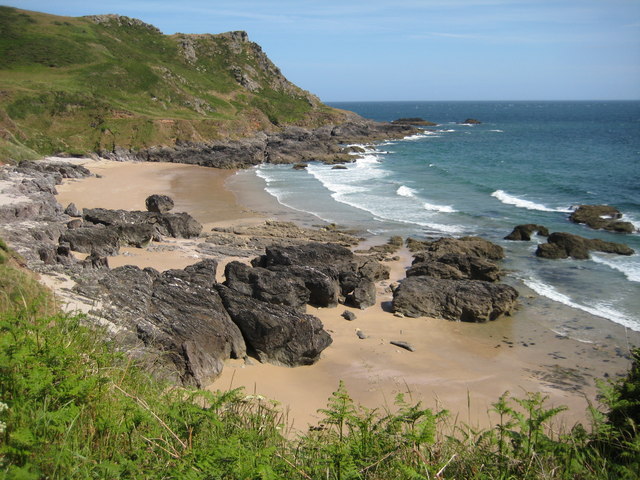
[145,194,175,213]
[569,205,635,233]
[392,276,518,322]
[217,285,332,367]
[536,232,634,259]
[504,224,549,241]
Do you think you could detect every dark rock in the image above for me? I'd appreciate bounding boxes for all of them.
[408,253,502,282]
[342,310,357,321]
[292,163,308,170]
[217,285,332,367]
[145,194,175,213]
[504,224,549,241]
[81,253,109,269]
[570,205,635,233]
[391,118,437,126]
[115,223,157,248]
[346,278,376,309]
[74,261,245,387]
[390,340,414,352]
[16,160,91,179]
[409,236,504,260]
[268,264,340,308]
[224,261,309,310]
[83,207,202,238]
[64,202,82,217]
[392,276,519,322]
[460,118,481,124]
[536,232,635,259]
[331,165,348,170]
[60,225,121,256]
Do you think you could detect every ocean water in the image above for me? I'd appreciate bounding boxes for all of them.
[235,101,640,334]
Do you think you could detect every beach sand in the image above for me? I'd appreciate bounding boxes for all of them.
[54,158,639,433]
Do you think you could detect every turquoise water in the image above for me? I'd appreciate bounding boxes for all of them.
[243,101,640,332]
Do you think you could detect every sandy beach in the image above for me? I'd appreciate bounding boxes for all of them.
[53,158,640,432]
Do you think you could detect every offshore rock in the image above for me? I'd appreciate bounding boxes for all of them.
[536,232,635,260]
[505,224,550,241]
[569,205,635,233]
[392,276,518,322]
[217,285,332,366]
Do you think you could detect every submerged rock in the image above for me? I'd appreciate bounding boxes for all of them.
[504,224,549,241]
[569,205,635,233]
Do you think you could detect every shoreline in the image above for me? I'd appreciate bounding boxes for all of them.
[50,158,639,431]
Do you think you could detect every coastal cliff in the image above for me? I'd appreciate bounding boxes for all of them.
[0,7,415,164]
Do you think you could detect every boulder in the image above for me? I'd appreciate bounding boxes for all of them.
[536,232,635,259]
[64,202,82,217]
[342,310,357,321]
[217,285,332,367]
[409,236,504,260]
[268,264,340,308]
[408,253,502,282]
[83,207,202,238]
[346,278,376,309]
[224,261,310,310]
[569,205,635,233]
[145,194,175,213]
[460,118,481,124]
[504,224,549,241]
[392,276,518,322]
[60,225,121,256]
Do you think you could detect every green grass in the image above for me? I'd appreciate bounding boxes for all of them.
[1,234,639,478]
[0,6,348,162]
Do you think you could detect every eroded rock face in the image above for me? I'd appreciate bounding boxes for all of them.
[393,276,518,322]
[408,236,505,260]
[74,260,246,387]
[570,205,635,233]
[536,232,635,259]
[217,285,332,366]
[407,253,502,282]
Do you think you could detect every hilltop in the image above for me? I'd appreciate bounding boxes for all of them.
[0,7,358,163]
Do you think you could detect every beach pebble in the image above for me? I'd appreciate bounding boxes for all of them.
[356,329,367,339]
[342,310,357,321]
[390,340,414,352]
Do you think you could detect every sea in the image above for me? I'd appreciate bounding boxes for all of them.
[229,101,640,338]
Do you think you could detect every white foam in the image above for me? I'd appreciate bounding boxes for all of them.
[396,185,417,197]
[621,214,640,232]
[403,132,440,140]
[490,129,504,132]
[423,202,457,213]
[491,190,573,213]
[523,276,640,331]
[591,254,640,283]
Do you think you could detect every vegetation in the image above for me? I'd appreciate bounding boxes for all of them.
[0,6,347,163]
[0,236,638,478]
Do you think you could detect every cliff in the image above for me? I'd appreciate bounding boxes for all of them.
[0,7,356,162]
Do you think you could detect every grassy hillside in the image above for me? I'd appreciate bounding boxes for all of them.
[0,7,347,162]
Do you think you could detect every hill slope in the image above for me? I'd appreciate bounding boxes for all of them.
[0,7,349,162]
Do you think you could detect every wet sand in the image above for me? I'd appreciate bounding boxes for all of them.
[54,158,640,432]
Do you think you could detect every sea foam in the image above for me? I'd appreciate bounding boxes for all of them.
[491,190,572,213]
[591,254,640,283]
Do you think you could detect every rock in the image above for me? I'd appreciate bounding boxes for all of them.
[217,285,332,367]
[267,264,340,308]
[74,260,246,387]
[504,224,549,241]
[408,236,504,260]
[80,253,109,269]
[460,118,481,124]
[67,219,83,229]
[342,310,357,321]
[145,194,175,213]
[392,276,519,322]
[356,329,367,339]
[83,207,202,239]
[536,232,635,259]
[390,340,414,352]
[569,205,635,233]
[407,253,502,282]
[292,163,308,170]
[60,225,121,256]
[64,202,82,217]
[391,118,437,126]
[346,278,376,309]
[224,261,310,310]
[332,165,348,170]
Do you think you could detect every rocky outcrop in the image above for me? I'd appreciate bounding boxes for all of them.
[217,285,332,367]
[460,118,482,124]
[392,118,437,126]
[504,224,550,241]
[569,205,635,233]
[100,120,420,168]
[535,232,635,260]
[74,260,247,387]
[407,236,505,260]
[393,276,518,322]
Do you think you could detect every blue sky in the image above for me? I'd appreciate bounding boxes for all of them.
[9,0,640,101]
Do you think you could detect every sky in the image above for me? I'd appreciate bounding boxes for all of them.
[8,0,640,101]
